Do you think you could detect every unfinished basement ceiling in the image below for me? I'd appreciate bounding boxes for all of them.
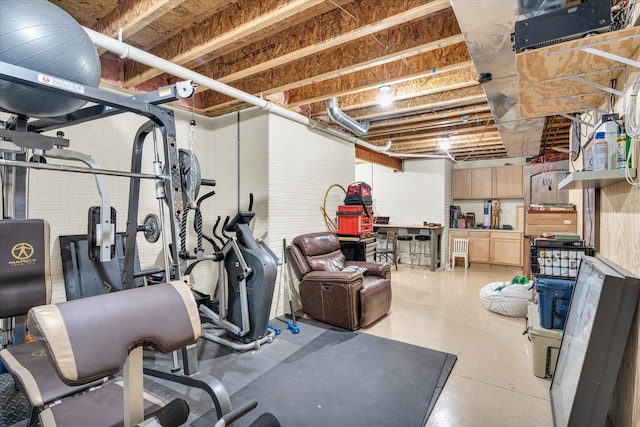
[51,0,571,163]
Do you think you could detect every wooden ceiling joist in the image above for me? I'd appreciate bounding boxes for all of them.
[319,65,478,112]
[52,0,577,162]
[366,113,493,139]
[286,52,472,107]
[344,87,486,121]
[123,0,331,86]
[199,9,464,112]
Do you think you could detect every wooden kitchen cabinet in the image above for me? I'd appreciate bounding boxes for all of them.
[490,231,522,266]
[449,230,490,265]
[450,230,522,267]
[493,165,523,198]
[453,166,523,199]
[468,231,490,263]
[452,167,493,199]
[471,167,493,198]
[452,169,472,199]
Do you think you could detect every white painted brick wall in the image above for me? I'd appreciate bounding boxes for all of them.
[6,104,357,324]
[267,113,355,318]
[356,159,451,265]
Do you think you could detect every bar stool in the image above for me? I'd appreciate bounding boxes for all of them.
[396,231,414,267]
[413,234,431,268]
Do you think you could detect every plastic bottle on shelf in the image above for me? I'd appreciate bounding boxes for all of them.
[616,130,630,169]
[592,132,608,171]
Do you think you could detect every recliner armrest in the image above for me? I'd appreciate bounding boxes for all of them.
[301,270,363,284]
[345,261,391,279]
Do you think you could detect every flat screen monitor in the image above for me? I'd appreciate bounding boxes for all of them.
[550,255,639,427]
[59,232,143,300]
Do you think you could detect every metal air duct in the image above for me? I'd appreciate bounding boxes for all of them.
[326,97,369,136]
[450,0,566,157]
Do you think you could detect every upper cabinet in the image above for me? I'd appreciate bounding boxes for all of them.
[452,169,473,199]
[471,167,493,198]
[453,165,523,200]
[493,165,524,198]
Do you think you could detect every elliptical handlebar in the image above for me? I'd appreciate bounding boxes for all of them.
[212,216,226,247]
[224,211,255,232]
[224,193,255,232]
[195,188,219,251]
[221,216,231,240]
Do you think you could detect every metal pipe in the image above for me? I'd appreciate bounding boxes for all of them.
[0,158,161,180]
[83,27,389,153]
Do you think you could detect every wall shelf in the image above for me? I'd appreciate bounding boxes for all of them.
[516,26,640,119]
[558,169,637,190]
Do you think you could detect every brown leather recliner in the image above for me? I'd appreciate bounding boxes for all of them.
[287,232,392,330]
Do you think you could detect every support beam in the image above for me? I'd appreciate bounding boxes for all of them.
[355,146,403,170]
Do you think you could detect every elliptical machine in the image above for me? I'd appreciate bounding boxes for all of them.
[185,191,279,351]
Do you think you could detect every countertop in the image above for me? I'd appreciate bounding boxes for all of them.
[450,228,523,234]
[373,224,444,230]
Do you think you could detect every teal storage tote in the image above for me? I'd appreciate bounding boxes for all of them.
[535,277,575,329]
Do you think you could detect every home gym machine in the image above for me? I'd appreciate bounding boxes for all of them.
[0,58,265,424]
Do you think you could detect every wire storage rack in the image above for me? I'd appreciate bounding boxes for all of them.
[530,238,594,279]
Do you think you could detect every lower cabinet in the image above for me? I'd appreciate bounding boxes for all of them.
[450,229,522,267]
[468,232,490,263]
[489,232,522,266]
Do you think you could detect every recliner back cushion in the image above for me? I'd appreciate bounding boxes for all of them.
[291,232,346,272]
[306,250,346,272]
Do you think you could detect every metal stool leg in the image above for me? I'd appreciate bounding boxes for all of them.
[414,236,430,269]
[397,235,414,267]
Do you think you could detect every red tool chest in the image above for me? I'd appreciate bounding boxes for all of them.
[336,205,373,236]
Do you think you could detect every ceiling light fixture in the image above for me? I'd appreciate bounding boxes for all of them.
[439,135,451,151]
[378,85,392,106]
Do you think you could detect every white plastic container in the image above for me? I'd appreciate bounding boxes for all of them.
[592,132,608,171]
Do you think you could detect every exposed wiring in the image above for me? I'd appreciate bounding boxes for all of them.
[444,118,492,162]
[625,76,639,186]
[626,77,640,138]
[581,110,595,138]
[569,116,581,172]
[586,187,594,247]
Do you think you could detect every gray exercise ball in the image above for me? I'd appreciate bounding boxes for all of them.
[0,0,101,117]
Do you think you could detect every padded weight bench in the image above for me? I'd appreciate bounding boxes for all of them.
[0,219,105,425]
[28,281,200,426]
